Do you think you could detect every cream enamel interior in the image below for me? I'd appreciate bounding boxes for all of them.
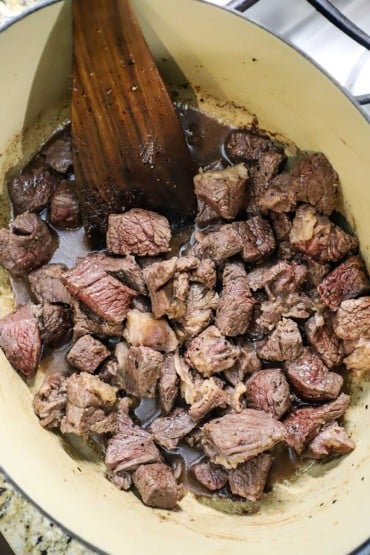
[0,1,370,554]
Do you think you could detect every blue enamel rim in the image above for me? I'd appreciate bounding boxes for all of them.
[0,1,369,554]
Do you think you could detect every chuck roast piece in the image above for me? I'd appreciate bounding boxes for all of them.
[0,303,41,377]
[228,453,272,501]
[159,354,179,414]
[86,253,147,295]
[259,318,302,362]
[247,261,307,296]
[216,261,255,336]
[201,409,286,468]
[285,348,343,402]
[224,339,261,385]
[191,462,228,491]
[49,180,81,229]
[125,346,163,398]
[72,300,124,340]
[317,256,369,310]
[107,209,171,256]
[305,314,344,368]
[43,132,73,173]
[29,263,71,305]
[37,303,72,346]
[195,198,221,227]
[33,373,67,429]
[176,283,219,340]
[193,163,248,219]
[343,338,370,374]
[225,130,279,163]
[194,224,242,263]
[334,297,370,341]
[8,158,58,215]
[304,257,330,288]
[290,204,357,263]
[62,256,137,324]
[132,463,184,509]
[149,408,198,450]
[67,334,110,373]
[284,392,350,453]
[61,372,117,436]
[247,150,286,214]
[185,325,239,377]
[246,368,291,419]
[256,292,313,334]
[123,309,178,353]
[306,421,355,459]
[0,212,55,277]
[234,216,276,263]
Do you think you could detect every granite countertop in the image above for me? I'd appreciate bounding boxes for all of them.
[0,4,95,554]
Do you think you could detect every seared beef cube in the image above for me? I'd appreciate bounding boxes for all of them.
[247,261,307,296]
[125,346,163,398]
[305,314,344,368]
[224,339,261,385]
[89,253,146,294]
[43,133,73,173]
[67,335,110,373]
[149,408,197,450]
[33,373,67,429]
[234,216,275,263]
[191,462,228,491]
[343,338,370,374]
[228,454,272,501]
[290,205,357,263]
[304,257,330,288]
[191,259,217,289]
[189,377,227,421]
[143,258,177,292]
[61,372,117,436]
[195,224,242,263]
[123,309,178,353]
[193,163,248,219]
[37,303,72,346]
[0,303,41,377]
[159,354,179,414]
[0,213,55,277]
[50,180,81,229]
[259,319,302,362]
[257,293,312,334]
[72,300,124,340]
[283,392,350,453]
[317,256,369,310]
[106,469,132,491]
[196,199,222,227]
[8,158,58,215]
[99,358,125,389]
[306,422,355,459]
[225,130,278,163]
[29,263,71,305]
[185,325,239,377]
[132,463,184,509]
[334,297,370,341]
[285,348,343,401]
[246,369,291,419]
[105,399,161,472]
[107,209,171,256]
[247,150,286,214]
[176,284,219,340]
[216,261,255,336]
[290,153,338,216]
[201,409,285,468]
[63,257,137,324]
[258,173,295,213]
[269,213,292,241]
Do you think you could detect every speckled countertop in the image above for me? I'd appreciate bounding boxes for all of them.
[0,6,94,555]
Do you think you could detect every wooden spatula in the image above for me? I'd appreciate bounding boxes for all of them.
[72,0,196,246]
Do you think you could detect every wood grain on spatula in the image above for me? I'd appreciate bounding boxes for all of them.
[72,0,196,245]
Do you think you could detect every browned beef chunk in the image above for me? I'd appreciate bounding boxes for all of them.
[195,224,242,263]
[147,272,189,320]
[149,408,197,450]
[246,369,291,419]
[256,293,313,334]
[247,261,307,296]
[0,303,41,377]
[29,263,71,305]
[224,339,261,385]
[72,300,123,340]
[202,409,286,468]
[259,319,302,362]
[258,173,296,213]
[159,354,179,414]
[283,392,350,453]
[317,256,369,310]
[33,373,67,429]
[43,133,73,173]
[304,257,330,288]
[8,158,58,215]
[61,372,117,436]
[63,257,137,324]
[84,253,147,295]
[192,259,217,289]
[247,150,286,214]
[343,338,370,374]
[123,309,178,353]
[143,258,177,292]
[37,303,72,346]
[305,421,355,459]
[106,468,132,491]
[185,325,239,377]
[132,463,184,509]
[228,454,272,501]
[125,346,163,398]
[49,180,81,229]
[234,216,276,263]
[105,399,161,472]
[107,209,171,256]
[216,262,255,337]
[225,130,278,163]
[67,335,110,373]
[176,283,219,340]
[305,314,344,368]
[194,164,248,219]
[269,213,292,241]
[196,199,222,227]
[99,358,125,389]
[334,297,370,341]
[285,348,343,401]
[0,213,55,277]
[290,205,357,263]
[191,462,228,491]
